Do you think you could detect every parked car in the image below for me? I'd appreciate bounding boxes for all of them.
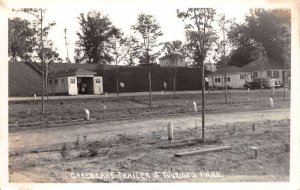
[244,78,271,89]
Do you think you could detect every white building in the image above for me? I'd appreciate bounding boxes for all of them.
[159,54,186,67]
[208,58,290,89]
[49,68,103,95]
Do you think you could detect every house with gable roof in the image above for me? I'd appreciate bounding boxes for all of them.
[208,57,290,89]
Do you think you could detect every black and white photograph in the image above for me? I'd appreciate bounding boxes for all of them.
[0,0,300,188]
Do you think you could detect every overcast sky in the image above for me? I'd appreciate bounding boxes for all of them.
[8,0,285,63]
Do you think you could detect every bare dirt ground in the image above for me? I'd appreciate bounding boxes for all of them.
[9,108,290,183]
[8,91,291,183]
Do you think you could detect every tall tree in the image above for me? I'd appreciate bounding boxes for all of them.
[177,8,217,142]
[227,9,291,68]
[8,17,35,61]
[162,40,185,95]
[14,8,60,114]
[131,13,163,108]
[122,36,140,66]
[75,11,121,64]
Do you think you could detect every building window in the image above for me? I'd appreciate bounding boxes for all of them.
[54,79,58,85]
[240,74,245,79]
[253,72,258,78]
[215,78,221,82]
[273,71,279,78]
[95,78,101,83]
[48,80,52,85]
[70,78,75,84]
[267,71,272,77]
[227,77,230,82]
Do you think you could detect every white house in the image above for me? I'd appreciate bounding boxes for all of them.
[208,66,246,89]
[159,54,186,67]
[49,68,103,95]
[208,58,290,89]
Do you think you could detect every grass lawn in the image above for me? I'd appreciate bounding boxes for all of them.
[9,91,290,130]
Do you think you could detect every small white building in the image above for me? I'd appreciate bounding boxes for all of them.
[208,58,290,89]
[49,68,103,95]
[208,66,245,89]
[159,54,186,67]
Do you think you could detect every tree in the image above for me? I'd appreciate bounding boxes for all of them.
[8,17,35,61]
[227,9,291,68]
[112,35,136,97]
[75,11,121,64]
[162,40,185,95]
[131,13,163,108]
[122,36,140,66]
[177,8,216,142]
[218,14,233,103]
[15,8,60,114]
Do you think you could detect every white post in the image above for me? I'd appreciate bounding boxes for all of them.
[85,109,90,120]
[247,88,249,92]
[193,101,197,112]
[105,92,108,98]
[34,94,37,100]
[161,90,164,95]
[269,98,273,107]
[103,105,106,110]
[167,122,173,141]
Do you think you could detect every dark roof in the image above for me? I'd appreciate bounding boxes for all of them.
[213,66,241,74]
[159,54,185,60]
[51,68,97,77]
[240,58,284,72]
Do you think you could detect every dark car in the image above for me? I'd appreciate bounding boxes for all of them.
[244,78,270,89]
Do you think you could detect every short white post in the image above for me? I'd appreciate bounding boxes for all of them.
[247,88,249,92]
[161,90,164,95]
[85,109,90,120]
[269,98,273,107]
[167,122,173,141]
[34,94,36,100]
[105,92,108,98]
[193,101,197,112]
[103,105,106,110]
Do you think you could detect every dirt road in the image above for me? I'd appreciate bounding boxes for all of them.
[9,108,290,153]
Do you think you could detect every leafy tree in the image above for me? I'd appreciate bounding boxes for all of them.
[131,13,163,108]
[8,17,35,61]
[122,36,140,66]
[161,40,185,95]
[227,9,291,68]
[14,8,61,114]
[75,11,121,64]
[177,8,217,142]
[216,14,233,102]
